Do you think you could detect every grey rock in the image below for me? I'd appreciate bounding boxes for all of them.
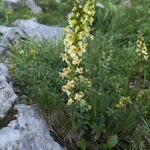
[12,19,64,41]
[3,0,42,14]
[0,63,17,119]
[0,19,64,56]
[0,104,64,150]
[0,28,16,55]
[0,89,17,119]
[0,63,9,79]
[0,26,14,35]
[25,0,42,14]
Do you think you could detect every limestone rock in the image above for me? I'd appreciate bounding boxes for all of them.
[0,26,13,35]
[0,63,9,80]
[0,104,64,150]
[0,19,64,56]
[12,19,64,41]
[0,63,17,119]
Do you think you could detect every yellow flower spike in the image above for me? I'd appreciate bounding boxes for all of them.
[60,0,95,108]
[136,31,148,61]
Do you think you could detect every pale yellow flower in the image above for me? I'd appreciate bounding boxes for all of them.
[78,31,87,39]
[62,80,76,95]
[75,67,83,74]
[70,45,79,53]
[67,80,76,89]
[78,42,87,53]
[69,19,77,28]
[64,33,75,46]
[60,53,69,64]
[59,67,71,79]
[67,98,74,105]
[116,100,125,108]
[75,26,80,33]
[62,86,71,96]
[74,92,84,101]
[72,57,82,65]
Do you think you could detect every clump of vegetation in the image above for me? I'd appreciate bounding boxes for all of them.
[0,0,73,26]
[8,0,150,149]
[9,40,65,112]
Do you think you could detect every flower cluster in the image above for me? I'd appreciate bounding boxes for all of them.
[116,100,125,108]
[115,96,131,109]
[59,0,95,107]
[136,31,148,61]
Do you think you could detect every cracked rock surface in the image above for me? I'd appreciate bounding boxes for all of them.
[0,104,63,150]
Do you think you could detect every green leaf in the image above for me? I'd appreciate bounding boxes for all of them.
[104,135,118,150]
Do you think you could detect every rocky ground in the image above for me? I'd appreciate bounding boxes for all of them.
[0,0,65,149]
